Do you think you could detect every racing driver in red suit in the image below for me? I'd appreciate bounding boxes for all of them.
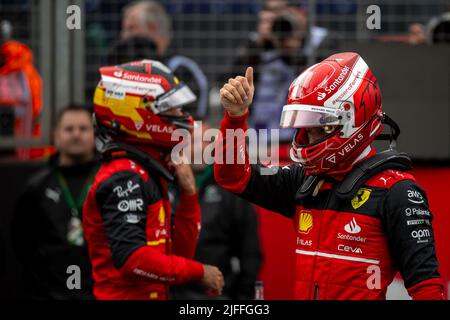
[83,60,224,300]
[215,52,444,299]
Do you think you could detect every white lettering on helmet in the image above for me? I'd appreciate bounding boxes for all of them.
[122,72,162,84]
[324,66,350,94]
[337,133,364,157]
[145,124,174,133]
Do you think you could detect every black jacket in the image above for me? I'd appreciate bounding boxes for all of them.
[172,166,263,300]
[11,154,99,300]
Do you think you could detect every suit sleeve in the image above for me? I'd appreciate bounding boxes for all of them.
[171,192,201,259]
[382,180,444,300]
[95,171,203,284]
[214,111,303,218]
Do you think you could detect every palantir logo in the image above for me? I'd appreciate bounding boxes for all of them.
[344,217,361,234]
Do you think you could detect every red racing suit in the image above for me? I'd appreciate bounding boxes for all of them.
[214,112,444,300]
[83,148,203,300]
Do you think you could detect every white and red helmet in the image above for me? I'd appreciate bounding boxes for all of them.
[280,52,383,176]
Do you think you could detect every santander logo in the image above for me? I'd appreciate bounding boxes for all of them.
[317,92,326,101]
[123,73,162,84]
[344,217,361,234]
[324,65,350,94]
[112,69,162,84]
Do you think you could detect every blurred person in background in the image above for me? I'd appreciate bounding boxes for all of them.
[229,1,334,142]
[215,52,444,300]
[229,2,303,142]
[230,0,335,81]
[427,11,450,44]
[12,105,98,300]
[408,23,427,45]
[375,23,427,45]
[0,20,49,160]
[119,1,209,120]
[171,121,263,300]
[107,36,158,66]
[83,59,223,300]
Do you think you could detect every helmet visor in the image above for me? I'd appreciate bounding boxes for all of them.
[280,104,340,128]
[155,83,197,113]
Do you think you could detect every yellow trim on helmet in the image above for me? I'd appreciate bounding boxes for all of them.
[94,86,145,122]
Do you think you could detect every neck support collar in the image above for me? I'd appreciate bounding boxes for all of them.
[100,142,174,182]
[295,149,412,201]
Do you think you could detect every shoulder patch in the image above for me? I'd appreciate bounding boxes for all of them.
[365,169,416,189]
[102,158,148,180]
[91,159,149,194]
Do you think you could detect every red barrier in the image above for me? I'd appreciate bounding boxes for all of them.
[257,167,450,300]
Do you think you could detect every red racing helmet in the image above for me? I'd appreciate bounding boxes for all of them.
[93,59,196,150]
[280,52,383,176]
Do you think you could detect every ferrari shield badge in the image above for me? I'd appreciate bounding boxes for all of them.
[351,188,372,209]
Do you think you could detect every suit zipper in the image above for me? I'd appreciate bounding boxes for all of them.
[314,284,319,300]
[310,181,332,300]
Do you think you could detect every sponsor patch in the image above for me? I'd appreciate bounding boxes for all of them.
[124,213,140,224]
[405,207,430,217]
[337,232,367,243]
[297,237,312,247]
[407,219,430,226]
[351,188,371,209]
[407,189,424,204]
[113,180,140,198]
[118,198,144,212]
[411,228,431,243]
[298,211,313,234]
[344,217,362,234]
[338,244,363,254]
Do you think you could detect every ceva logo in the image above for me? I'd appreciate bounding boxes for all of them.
[344,217,361,234]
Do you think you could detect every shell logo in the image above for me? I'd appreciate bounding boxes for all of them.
[298,212,313,234]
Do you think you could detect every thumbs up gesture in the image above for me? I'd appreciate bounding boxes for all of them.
[219,67,254,117]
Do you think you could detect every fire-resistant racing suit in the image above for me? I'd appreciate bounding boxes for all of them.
[83,146,203,300]
[214,112,444,300]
